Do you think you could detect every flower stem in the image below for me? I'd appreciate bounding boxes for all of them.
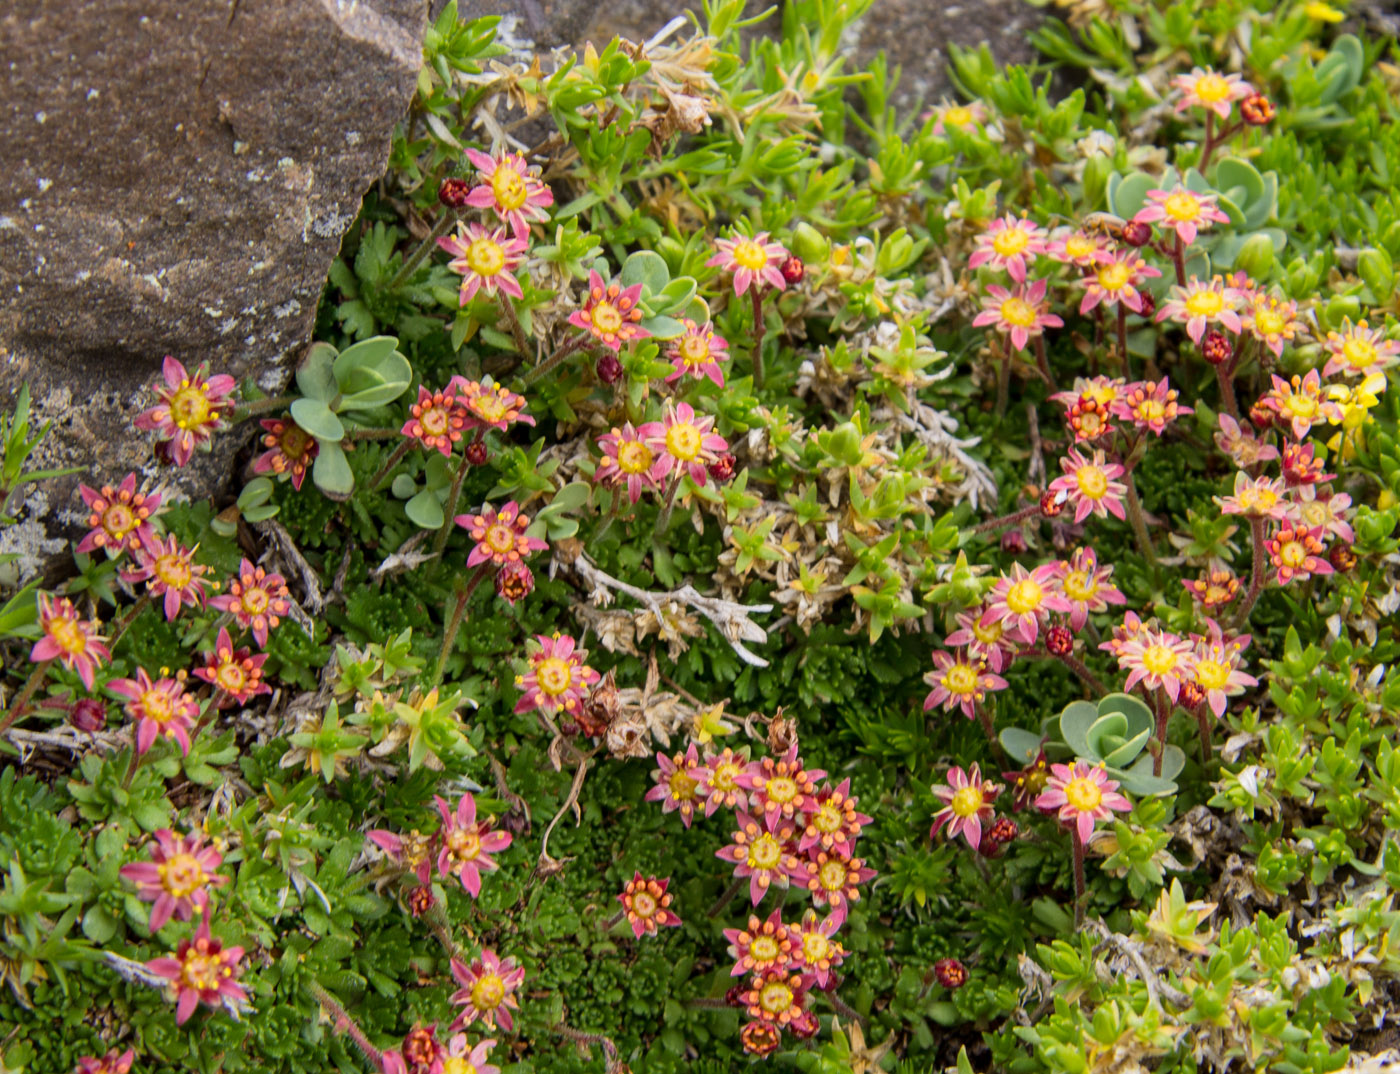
[1171,233,1187,287]
[522,334,588,386]
[1070,827,1087,929]
[971,502,1040,537]
[1116,305,1130,375]
[431,449,476,565]
[109,593,152,652]
[121,744,142,790]
[433,568,487,687]
[706,875,745,919]
[654,474,682,537]
[994,355,1010,418]
[1121,468,1157,568]
[387,211,458,292]
[0,663,49,735]
[975,704,997,746]
[497,293,532,359]
[343,427,401,441]
[1152,691,1169,777]
[306,981,382,1069]
[1196,708,1214,764]
[1198,111,1221,174]
[1054,651,1109,697]
[1214,362,1240,421]
[370,440,414,491]
[750,287,767,390]
[1232,515,1269,627]
[230,394,294,423]
[1033,334,1058,394]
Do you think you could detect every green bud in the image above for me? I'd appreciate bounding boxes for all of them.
[789,222,828,264]
[1324,294,1362,329]
[1285,256,1320,297]
[1234,233,1275,278]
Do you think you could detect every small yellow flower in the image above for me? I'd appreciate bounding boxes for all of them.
[1303,0,1345,22]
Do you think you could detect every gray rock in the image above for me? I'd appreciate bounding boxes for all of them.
[0,0,425,578]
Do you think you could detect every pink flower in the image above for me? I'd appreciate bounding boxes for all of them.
[133,356,236,467]
[1266,524,1333,585]
[1050,375,1127,412]
[387,1024,447,1074]
[146,918,247,1024]
[1214,413,1279,468]
[120,828,227,933]
[209,558,290,648]
[930,763,1001,851]
[437,222,527,304]
[968,214,1048,282]
[1189,620,1257,718]
[724,909,796,977]
[1110,377,1192,436]
[1173,66,1254,120]
[981,562,1072,645]
[73,1051,135,1074]
[790,851,874,923]
[1282,442,1333,486]
[1263,369,1338,440]
[1098,609,1148,658]
[434,792,512,898]
[797,778,871,859]
[644,743,702,828]
[31,594,109,690]
[449,948,524,1032]
[76,473,161,556]
[193,627,271,707]
[1044,227,1113,268]
[646,401,729,486]
[1243,295,1301,359]
[1156,276,1243,344]
[365,828,434,886]
[1133,186,1230,246]
[110,668,201,755]
[568,270,650,352]
[513,632,601,718]
[1051,547,1126,631]
[1116,626,1197,703]
[789,910,847,988]
[925,98,988,135]
[1035,762,1132,843]
[1076,250,1160,315]
[945,604,1018,672]
[463,148,554,239]
[1047,448,1127,524]
[706,231,790,295]
[453,378,535,433]
[255,417,318,490]
[1321,319,1400,378]
[922,650,1008,720]
[121,532,210,622]
[690,747,752,817]
[401,385,470,456]
[1182,568,1241,610]
[738,744,826,821]
[664,319,730,386]
[618,873,682,938]
[718,811,797,906]
[455,500,548,569]
[1215,472,1290,521]
[972,278,1063,351]
[595,421,666,503]
[444,1035,498,1074]
[1288,487,1354,543]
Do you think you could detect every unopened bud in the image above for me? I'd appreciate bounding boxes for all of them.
[934,958,968,989]
[780,256,806,285]
[465,440,489,466]
[1040,490,1065,518]
[69,698,108,733]
[1329,543,1357,572]
[708,453,736,482]
[496,561,535,605]
[1046,624,1074,656]
[595,352,624,385]
[438,177,472,209]
[1135,291,1157,319]
[1120,220,1152,247]
[1240,94,1275,126]
[1202,330,1232,366]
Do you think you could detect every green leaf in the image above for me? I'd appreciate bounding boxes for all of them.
[313,441,354,499]
[290,398,345,442]
[1107,171,1155,218]
[639,315,685,339]
[334,336,412,409]
[999,726,1044,765]
[1059,700,1099,758]
[620,250,670,294]
[405,489,445,529]
[296,342,340,402]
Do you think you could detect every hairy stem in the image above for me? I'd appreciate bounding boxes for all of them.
[1033,334,1058,393]
[1214,362,1240,421]
[1116,304,1130,375]
[369,439,414,491]
[1055,651,1110,697]
[431,448,475,564]
[230,394,295,423]
[750,286,767,390]
[994,354,1010,418]
[706,875,745,919]
[971,502,1040,537]
[387,211,458,292]
[1152,691,1169,777]
[109,592,152,652]
[0,662,49,736]
[1071,827,1087,929]
[497,293,532,359]
[433,569,487,687]
[1232,515,1269,627]
[522,333,589,386]
[306,981,382,1069]
[654,473,682,537]
[1121,467,1158,568]
[1171,233,1187,287]
[1196,708,1214,764]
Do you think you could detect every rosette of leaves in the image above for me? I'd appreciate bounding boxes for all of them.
[287,336,413,499]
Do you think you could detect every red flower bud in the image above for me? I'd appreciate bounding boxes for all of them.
[1135,290,1157,319]
[439,177,472,209]
[1040,490,1065,518]
[740,1021,781,1056]
[984,816,1019,851]
[934,957,968,989]
[708,453,737,483]
[496,561,535,605]
[69,698,108,733]
[1178,680,1206,712]
[1046,624,1074,656]
[407,885,436,918]
[1329,542,1357,572]
[1240,94,1275,126]
[1248,399,1275,431]
[1120,220,1153,247]
[465,440,489,466]
[595,352,624,385]
[1201,330,1232,366]
[1001,530,1026,554]
[780,256,806,285]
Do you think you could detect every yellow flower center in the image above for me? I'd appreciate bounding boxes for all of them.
[766,776,798,803]
[1065,235,1096,259]
[420,405,450,436]
[814,802,842,833]
[444,1059,471,1074]
[943,105,973,128]
[748,834,782,870]
[999,297,1038,328]
[1343,337,1377,369]
[159,853,207,898]
[1240,487,1276,512]
[991,227,1030,257]
[535,657,572,696]
[590,301,623,335]
[1204,585,1231,605]
[759,981,794,1015]
[1279,540,1306,568]
[485,523,517,554]
[447,829,481,861]
[752,935,780,961]
[631,890,657,918]
[1005,579,1044,615]
[1193,73,1232,104]
[140,688,174,725]
[1097,262,1131,292]
[471,973,505,1011]
[1136,399,1167,424]
[170,384,212,430]
[669,769,698,799]
[1075,464,1108,499]
[472,394,510,424]
[216,661,248,694]
[1285,393,1317,420]
[616,440,655,475]
[972,618,1004,645]
[1062,570,1095,602]
[1254,307,1286,336]
[712,762,740,792]
[665,423,702,461]
[1063,776,1103,812]
[950,785,984,818]
[464,237,506,277]
[803,932,829,962]
[1140,644,1180,675]
[732,240,769,271]
[102,504,136,538]
[1299,502,1327,527]
[942,663,979,695]
[491,167,528,210]
[242,587,269,616]
[47,616,90,657]
[819,861,848,890]
[1184,290,1224,317]
[1195,659,1230,690]
[679,335,710,365]
[182,950,225,993]
[155,554,192,589]
[1163,192,1202,221]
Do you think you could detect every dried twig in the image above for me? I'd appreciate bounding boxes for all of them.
[885,402,999,510]
[571,554,773,667]
[256,520,325,614]
[538,754,590,876]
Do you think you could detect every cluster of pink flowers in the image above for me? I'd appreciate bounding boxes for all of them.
[453,500,548,605]
[594,401,731,505]
[401,377,534,458]
[382,1024,499,1074]
[367,791,513,900]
